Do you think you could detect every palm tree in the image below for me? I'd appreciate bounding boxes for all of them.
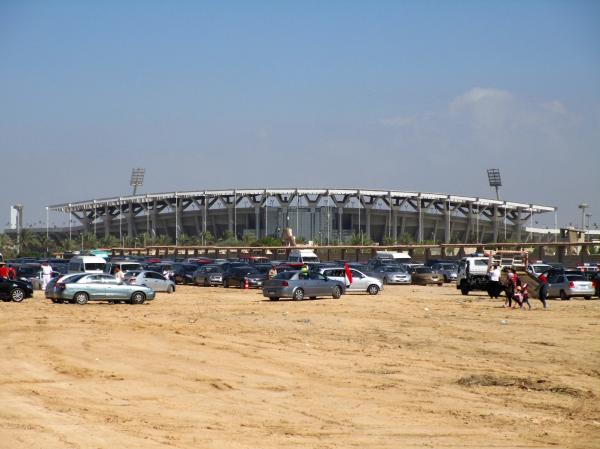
[19,229,41,255]
[100,235,120,249]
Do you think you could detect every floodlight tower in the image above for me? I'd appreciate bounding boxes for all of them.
[130,168,145,195]
[487,169,502,200]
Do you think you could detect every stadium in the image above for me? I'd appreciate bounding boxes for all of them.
[46,188,557,244]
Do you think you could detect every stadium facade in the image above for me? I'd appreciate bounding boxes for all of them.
[47,189,557,244]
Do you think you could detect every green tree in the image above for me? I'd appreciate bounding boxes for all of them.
[19,229,41,255]
[0,233,15,259]
[100,235,120,248]
[349,232,372,245]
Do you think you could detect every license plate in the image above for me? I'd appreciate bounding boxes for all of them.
[268,290,276,294]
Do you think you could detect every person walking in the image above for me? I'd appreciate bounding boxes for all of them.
[41,261,53,290]
[114,266,125,284]
[537,272,549,309]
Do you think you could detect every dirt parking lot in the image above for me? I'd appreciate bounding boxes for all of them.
[1,283,599,449]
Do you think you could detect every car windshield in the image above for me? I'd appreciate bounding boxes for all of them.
[203,266,222,273]
[124,270,141,277]
[566,275,586,281]
[416,267,432,274]
[440,264,456,269]
[383,266,404,273]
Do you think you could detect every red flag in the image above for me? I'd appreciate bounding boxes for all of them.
[344,262,353,286]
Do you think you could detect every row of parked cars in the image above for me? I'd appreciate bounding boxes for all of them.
[1,253,453,303]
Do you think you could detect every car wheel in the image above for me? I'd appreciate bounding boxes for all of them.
[204,279,209,287]
[560,290,569,301]
[444,275,449,283]
[367,284,379,295]
[332,286,342,299]
[309,296,317,299]
[293,288,304,301]
[223,280,229,288]
[167,285,174,294]
[131,292,146,304]
[584,296,591,300]
[51,299,60,304]
[74,292,89,305]
[460,282,469,296]
[269,297,280,301]
[10,288,25,303]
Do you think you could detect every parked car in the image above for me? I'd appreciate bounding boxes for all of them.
[316,267,382,295]
[192,265,224,286]
[28,270,61,290]
[0,276,34,302]
[262,270,346,301]
[526,263,553,278]
[546,273,595,300]
[218,261,251,273]
[430,262,458,283]
[123,270,176,293]
[46,273,155,305]
[171,263,198,284]
[105,260,143,275]
[223,267,267,288]
[410,266,443,286]
[369,265,412,285]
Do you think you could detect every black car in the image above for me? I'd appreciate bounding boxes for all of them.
[192,264,224,286]
[0,276,34,302]
[222,267,267,289]
[171,263,198,284]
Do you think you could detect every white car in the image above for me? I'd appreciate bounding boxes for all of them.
[317,267,382,295]
[527,264,552,278]
[124,270,176,293]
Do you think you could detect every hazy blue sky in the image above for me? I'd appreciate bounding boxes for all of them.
[1,0,599,229]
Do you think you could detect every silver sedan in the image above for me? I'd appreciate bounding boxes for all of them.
[546,273,595,300]
[369,266,412,285]
[124,270,176,293]
[262,271,346,301]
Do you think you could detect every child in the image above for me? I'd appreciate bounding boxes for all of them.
[521,283,532,310]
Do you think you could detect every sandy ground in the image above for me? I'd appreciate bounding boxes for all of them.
[0,283,599,449]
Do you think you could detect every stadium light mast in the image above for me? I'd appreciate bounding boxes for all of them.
[487,168,502,200]
[578,203,588,230]
[130,168,145,196]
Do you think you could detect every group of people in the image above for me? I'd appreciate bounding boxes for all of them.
[0,261,54,290]
[487,264,548,309]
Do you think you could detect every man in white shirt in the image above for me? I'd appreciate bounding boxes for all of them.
[487,264,502,298]
[114,267,125,284]
[41,262,53,290]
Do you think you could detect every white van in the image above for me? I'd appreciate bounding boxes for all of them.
[67,256,107,274]
[288,249,320,264]
[375,251,412,262]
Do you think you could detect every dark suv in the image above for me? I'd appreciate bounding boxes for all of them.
[222,267,267,289]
